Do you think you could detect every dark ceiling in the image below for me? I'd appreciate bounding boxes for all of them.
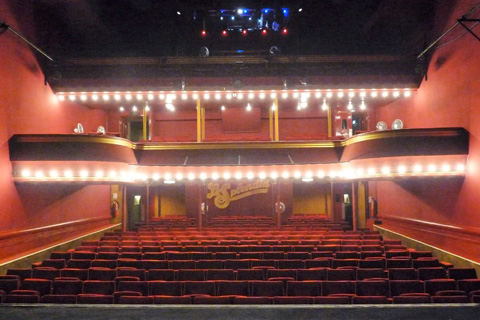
[31,0,437,58]
[4,0,448,91]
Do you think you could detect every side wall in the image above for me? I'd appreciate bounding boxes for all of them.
[373,0,480,262]
[0,1,112,265]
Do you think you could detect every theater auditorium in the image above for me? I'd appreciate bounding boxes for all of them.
[1,1,480,319]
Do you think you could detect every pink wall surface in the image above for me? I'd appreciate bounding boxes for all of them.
[0,1,111,262]
[373,0,480,261]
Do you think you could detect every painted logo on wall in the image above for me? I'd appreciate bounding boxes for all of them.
[207,180,271,209]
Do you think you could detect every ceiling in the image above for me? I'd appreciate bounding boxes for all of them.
[31,0,438,58]
[15,0,443,92]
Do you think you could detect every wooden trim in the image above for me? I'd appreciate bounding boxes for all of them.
[0,217,114,264]
[380,215,480,238]
[0,217,110,240]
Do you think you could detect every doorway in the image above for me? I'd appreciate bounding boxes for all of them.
[127,117,145,142]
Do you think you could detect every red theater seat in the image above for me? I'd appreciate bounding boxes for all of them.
[418,267,448,280]
[118,296,154,304]
[457,279,480,295]
[52,278,83,295]
[409,251,433,259]
[5,292,40,303]
[20,278,52,296]
[393,294,431,304]
[278,260,304,269]
[0,276,20,294]
[314,296,351,304]
[91,259,117,269]
[237,269,264,281]
[143,252,166,260]
[216,280,249,296]
[390,280,425,297]
[352,296,390,304]
[424,279,457,296]
[41,259,67,269]
[286,281,321,296]
[232,296,271,304]
[153,296,191,304]
[196,260,225,269]
[273,296,313,304]
[117,281,148,296]
[431,295,469,303]
[251,281,284,297]
[177,269,205,281]
[117,268,146,281]
[448,268,478,280]
[6,269,32,281]
[190,252,213,260]
[183,281,216,296]
[386,258,412,269]
[82,280,115,295]
[144,260,169,270]
[67,259,92,269]
[322,281,355,296]
[305,259,331,269]
[206,269,235,281]
[356,268,387,280]
[296,269,327,281]
[412,258,439,269]
[193,295,231,304]
[239,252,263,259]
[225,259,250,270]
[41,294,77,304]
[331,259,359,269]
[355,280,389,297]
[147,269,175,281]
[32,267,61,280]
[267,269,297,280]
[388,268,417,280]
[326,268,356,281]
[149,281,182,296]
[77,294,114,304]
[359,258,385,269]
[88,267,117,281]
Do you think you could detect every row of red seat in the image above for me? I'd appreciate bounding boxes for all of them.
[2,293,476,304]
[13,266,478,282]
[35,256,449,270]
[2,278,480,304]
[72,245,402,255]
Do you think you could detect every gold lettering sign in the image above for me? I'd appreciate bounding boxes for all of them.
[207,179,271,209]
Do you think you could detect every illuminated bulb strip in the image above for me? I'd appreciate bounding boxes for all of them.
[57,88,417,108]
[17,159,466,183]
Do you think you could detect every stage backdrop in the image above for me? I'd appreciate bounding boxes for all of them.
[206,179,274,216]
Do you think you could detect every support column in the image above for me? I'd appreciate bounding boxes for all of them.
[269,107,274,141]
[328,181,334,222]
[122,185,127,232]
[145,183,151,226]
[274,98,279,141]
[196,99,202,142]
[275,181,281,229]
[327,105,332,137]
[351,181,357,231]
[198,182,203,231]
[143,107,148,141]
[201,106,205,140]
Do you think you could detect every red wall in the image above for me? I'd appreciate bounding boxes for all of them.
[0,1,111,263]
[373,0,480,262]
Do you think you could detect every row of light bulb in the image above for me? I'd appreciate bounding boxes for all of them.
[57,89,413,103]
[119,98,365,113]
[17,163,466,182]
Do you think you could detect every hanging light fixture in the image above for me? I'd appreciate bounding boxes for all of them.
[321,98,328,111]
[360,99,366,110]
